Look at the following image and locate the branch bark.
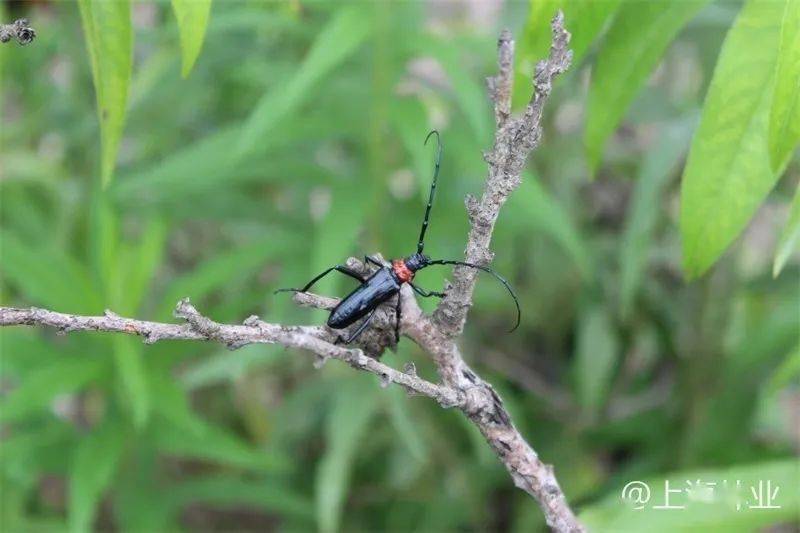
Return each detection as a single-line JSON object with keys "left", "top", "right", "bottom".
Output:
{"left": 0, "top": 18, "right": 36, "bottom": 45}
{"left": 0, "top": 13, "right": 582, "bottom": 532}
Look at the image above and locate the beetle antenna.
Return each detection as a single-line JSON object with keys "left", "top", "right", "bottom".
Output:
{"left": 417, "top": 130, "right": 442, "bottom": 254}
{"left": 426, "top": 259, "right": 521, "bottom": 332}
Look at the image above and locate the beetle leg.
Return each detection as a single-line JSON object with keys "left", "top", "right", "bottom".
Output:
{"left": 410, "top": 283, "right": 446, "bottom": 298}
{"left": 364, "top": 255, "right": 384, "bottom": 268}
{"left": 275, "top": 264, "right": 364, "bottom": 294}
{"left": 339, "top": 308, "right": 378, "bottom": 344}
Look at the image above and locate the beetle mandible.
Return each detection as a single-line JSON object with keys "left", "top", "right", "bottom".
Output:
{"left": 276, "top": 130, "right": 520, "bottom": 344}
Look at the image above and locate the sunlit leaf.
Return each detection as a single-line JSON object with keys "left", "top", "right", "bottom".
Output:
{"left": 768, "top": 0, "right": 800, "bottom": 172}
{"left": 238, "top": 6, "right": 371, "bottom": 157}
{"left": 171, "top": 0, "right": 213, "bottom": 77}
{"left": 316, "top": 378, "right": 379, "bottom": 533}
{"left": 620, "top": 119, "right": 693, "bottom": 319}
{"left": 581, "top": 459, "right": 800, "bottom": 531}
{"left": 586, "top": 0, "right": 708, "bottom": 172}
{"left": 68, "top": 418, "right": 127, "bottom": 533}
{"left": 680, "top": 0, "right": 785, "bottom": 279}
{"left": 574, "top": 305, "right": 618, "bottom": 413}
{"left": 78, "top": 0, "right": 132, "bottom": 187}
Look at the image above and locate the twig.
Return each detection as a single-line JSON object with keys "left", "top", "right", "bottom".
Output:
{"left": 433, "top": 11, "right": 572, "bottom": 340}
{"left": 0, "top": 18, "right": 36, "bottom": 45}
{"left": 0, "top": 13, "right": 583, "bottom": 532}
{"left": 0, "top": 302, "right": 461, "bottom": 408}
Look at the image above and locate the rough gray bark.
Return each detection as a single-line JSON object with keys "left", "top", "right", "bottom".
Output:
{"left": 0, "top": 13, "right": 583, "bottom": 532}
{"left": 0, "top": 18, "right": 36, "bottom": 45}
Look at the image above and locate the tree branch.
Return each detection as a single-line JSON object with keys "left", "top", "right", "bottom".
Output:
{"left": 433, "top": 11, "right": 572, "bottom": 339}
{"left": 0, "top": 13, "right": 583, "bottom": 532}
{"left": 0, "top": 302, "right": 461, "bottom": 408}
{"left": 0, "top": 18, "right": 36, "bottom": 45}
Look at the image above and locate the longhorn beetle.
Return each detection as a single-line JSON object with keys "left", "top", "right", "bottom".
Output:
{"left": 277, "top": 130, "right": 520, "bottom": 344}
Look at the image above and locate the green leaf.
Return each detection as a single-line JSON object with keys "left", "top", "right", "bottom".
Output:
{"left": 0, "top": 230, "right": 102, "bottom": 313}
{"left": 316, "top": 379, "right": 379, "bottom": 533}
{"left": 581, "top": 459, "right": 800, "bottom": 532}
{"left": 768, "top": 0, "right": 800, "bottom": 172}
{"left": 0, "top": 358, "right": 108, "bottom": 423}
{"left": 114, "top": 447, "right": 175, "bottom": 532}
{"left": 680, "top": 0, "right": 785, "bottom": 279}
{"left": 620, "top": 120, "right": 693, "bottom": 319}
{"left": 386, "top": 385, "right": 428, "bottom": 463}
{"left": 78, "top": 0, "right": 133, "bottom": 187}
{"left": 167, "top": 475, "right": 314, "bottom": 520}
{"left": 574, "top": 305, "right": 619, "bottom": 413}
{"left": 238, "top": 6, "right": 371, "bottom": 157}
{"left": 69, "top": 419, "right": 127, "bottom": 533}
{"left": 422, "top": 37, "right": 491, "bottom": 143}
{"left": 518, "top": 0, "right": 620, "bottom": 109}
{"left": 585, "top": 0, "right": 709, "bottom": 172}
{"left": 150, "top": 414, "right": 288, "bottom": 472}
{"left": 520, "top": 0, "right": 621, "bottom": 72}
{"left": 149, "top": 372, "right": 289, "bottom": 472}
{"left": 112, "top": 336, "right": 150, "bottom": 430}
{"left": 773, "top": 184, "right": 800, "bottom": 276}
{"left": 157, "top": 232, "right": 291, "bottom": 318}
{"left": 507, "top": 174, "right": 592, "bottom": 280}
{"left": 171, "top": 0, "right": 213, "bottom": 77}
{"left": 181, "top": 344, "right": 286, "bottom": 389}
{"left": 117, "top": 217, "right": 167, "bottom": 315}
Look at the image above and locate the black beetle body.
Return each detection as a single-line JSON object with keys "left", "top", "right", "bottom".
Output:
{"left": 327, "top": 267, "right": 400, "bottom": 329}
{"left": 277, "top": 131, "right": 520, "bottom": 345}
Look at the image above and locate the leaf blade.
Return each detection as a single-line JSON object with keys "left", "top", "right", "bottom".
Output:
{"left": 768, "top": 0, "right": 800, "bottom": 172}
{"left": 680, "top": 0, "right": 785, "bottom": 279}
{"left": 69, "top": 419, "right": 127, "bottom": 533}
{"left": 171, "top": 0, "right": 213, "bottom": 77}
{"left": 316, "top": 379, "right": 379, "bottom": 533}
{"left": 586, "top": 0, "right": 709, "bottom": 172}
{"left": 574, "top": 305, "right": 619, "bottom": 413}
{"left": 620, "top": 120, "right": 693, "bottom": 319}
{"left": 238, "top": 7, "right": 371, "bottom": 157}
{"left": 78, "top": 0, "right": 133, "bottom": 187}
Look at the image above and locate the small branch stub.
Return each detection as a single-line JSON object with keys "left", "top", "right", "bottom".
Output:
{"left": 0, "top": 18, "right": 36, "bottom": 45}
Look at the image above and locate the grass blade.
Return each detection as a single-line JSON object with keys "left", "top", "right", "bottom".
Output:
{"left": 238, "top": 6, "right": 371, "bottom": 158}
{"left": 585, "top": 0, "right": 709, "bottom": 173}
{"left": 69, "top": 418, "right": 127, "bottom": 533}
{"left": 316, "top": 378, "right": 379, "bottom": 533}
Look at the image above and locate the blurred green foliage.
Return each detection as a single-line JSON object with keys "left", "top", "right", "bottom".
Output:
{"left": 1, "top": 1, "right": 798, "bottom": 532}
